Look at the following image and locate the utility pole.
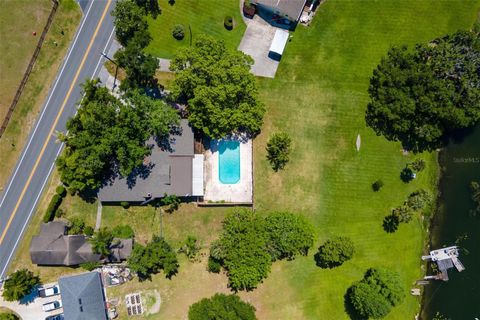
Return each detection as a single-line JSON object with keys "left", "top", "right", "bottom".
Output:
{"left": 101, "top": 51, "right": 118, "bottom": 90}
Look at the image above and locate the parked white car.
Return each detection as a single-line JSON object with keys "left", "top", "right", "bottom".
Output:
{"left": 42, "top": 300, "right": 62, "bottom": 312}
{"left": 38, "top": 285, "right": 60, "bottom": 297}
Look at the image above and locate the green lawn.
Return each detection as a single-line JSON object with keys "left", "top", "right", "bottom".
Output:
{"left": 145, "top": 0, "right": 246, "bottom": 59}
{"left": 250, "top": 1, "right": 480, "bottom": 319}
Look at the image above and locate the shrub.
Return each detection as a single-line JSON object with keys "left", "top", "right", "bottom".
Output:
{"left": 80, "top": 261, "right": 101, "bottom": 271}
{"left": 2, "top": 269, "right": 40, "bottom": 302}
{"left": 0, "top": 313, "right": 19, "bottom": 320}
{"left": 410, "top": 158, "right": 426, "bottom": 172}
{"left": 347, "top": 268, "right": 405, "bottom": 319}
{"left": 112, "top": 225, "right": 135, "bottom": 239}
{"left": 43, "top": 194, "right": 63, "bottom": 223}
{"left": 406, "top": 189, "right": 431, "bottom": 211}
{"left": 315, "top": 236, "right": 355, "bottom": 268}
{"left": 120, "top": 201, "right": 130, "bottom": 209}
{"left": 55, "top": 208, "right": 65, "bottom": 218}
{"left": 56, "top": 185, "right": 66, "bottom": 197}
{"left": 207, "top": 256, "right": 222, "bottom": 273}
{"left": 67, "top": 217, "right": 85, "bottom": 235}
{"left": 172, "top": 24, "right": 185, "bottom": 40}
{"left": 179, "top": 235, "right": 200, "bottom": 260}
{"left": 383, "top": 214, "right": 400, "bottom": 233}
{"left": 224, "top": 16, "right": 234, "bottom": 30}
{"left": 392, "top": 205, "right": 413, "bottom": 223}
{"left": 266, "top": 132, "right": 292, "bottom": 171}
{"left": 84, "top": 226, "right": 94, "bottom": 237}
{"left": 372, "top": 179, "right": 384, "bottom": 191}
{"left": 162, "top": 194, "right": 181, "bottom": 213}
{"left": 189, "top": 294, "right": 257, "bottom": 320}
{"left": 400, "top": 167, "right": 414, "bottom": 183}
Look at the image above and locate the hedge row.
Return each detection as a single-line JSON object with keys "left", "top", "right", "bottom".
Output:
{"left": 43, "top": 185, "right": 67, "bottom": 223}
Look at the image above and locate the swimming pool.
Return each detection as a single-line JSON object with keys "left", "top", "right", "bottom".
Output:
{"left": 218, "top": 140, "right": 240, "bottom": 184}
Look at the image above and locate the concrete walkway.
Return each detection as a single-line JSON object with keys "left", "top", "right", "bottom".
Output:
{"left": 95, "top": 201, "right": 102, "bottom": 231}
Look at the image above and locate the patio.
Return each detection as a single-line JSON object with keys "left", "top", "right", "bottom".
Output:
{"left": 203, "top": 138, "right": 252, "bottom": 203}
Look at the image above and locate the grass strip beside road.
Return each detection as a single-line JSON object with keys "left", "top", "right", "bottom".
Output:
{"left": 0, "top": 0, "right": 81, "bottom": 191}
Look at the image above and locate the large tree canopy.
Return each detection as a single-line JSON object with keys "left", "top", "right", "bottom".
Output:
{"left": 127, "top": 236, "right": 179, "bottom": 280}
{"left": 210, "top": 210, "right": 315, "bottom": 291}
{"left": 348, "top": 268, "right": 405, "bottom": 319}
{"left": 56, "top": 80, "right": 179, "bottom": 193}
{"left": 188, "top": 294, "right": 257, "bottom": 320}
{"left": 112, "top": 0, "right": 149, "bottom": 47}
{"left": 366, "top": 29, "right": 480, "bottom": 152}
{"left": 170, "top": 35, "right": 265, "bottom": 139}
{"left": 2, "top": 269, "right": 40, "bottom": 302}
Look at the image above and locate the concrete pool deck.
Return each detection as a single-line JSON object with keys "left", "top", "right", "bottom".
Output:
{"left": 204, "top": 138, "right": 253, "bottom": 203}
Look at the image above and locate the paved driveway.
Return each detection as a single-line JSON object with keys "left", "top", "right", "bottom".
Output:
{"left": 0, "top": 284, "right": 63, "bottom": 320}
{"left": 238, "top": 16, "right": 280, "bottom": 78}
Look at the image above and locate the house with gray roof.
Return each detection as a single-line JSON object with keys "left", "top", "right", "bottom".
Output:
{"left": 98, "top": 119, "right": 204, "bottom": 203}
{"left": 251, "top": 0, "right": 307, "bottom": 28}
{"left": 59, "top": 272, "right": 108, "bottom": 320}
{"left": 30, "top": 221, "right": 132, "bottom": 266}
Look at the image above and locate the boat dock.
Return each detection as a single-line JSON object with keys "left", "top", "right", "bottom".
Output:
{"left": 422, "top": 246, "right": 465, "bottom": 281}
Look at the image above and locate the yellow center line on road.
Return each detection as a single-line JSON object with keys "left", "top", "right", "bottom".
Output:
{"left": 0, "top": 0, "right": 112, "bottom": 245}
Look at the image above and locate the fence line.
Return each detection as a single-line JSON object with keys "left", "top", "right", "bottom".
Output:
{"left": 0, "top": 0, "right": 59, "bottom": 138}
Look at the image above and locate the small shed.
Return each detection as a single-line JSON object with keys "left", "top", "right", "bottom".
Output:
{"left": 268, "top": 29, "right": 289, "bottom": 61}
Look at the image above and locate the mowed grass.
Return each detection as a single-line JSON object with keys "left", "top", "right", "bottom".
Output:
{"left": 145, "top": 0, "right": 246, "bottom": 59}
{"left": 0, "top": 0, "right": 81, "bottom": 189}
{"left": 0, "top": 0, "right": 50, "bottom": 120}
{"left": 250, "top": 1, "right": 480, "bottom": 319}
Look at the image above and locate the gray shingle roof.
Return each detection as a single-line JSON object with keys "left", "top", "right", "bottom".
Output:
{"left": 98, "top": 119, "right": 195, "bottom": 202}
{"left": 30, "top": 221, "right": 102, "bottom": 266}
{"left": 253, "top": 0, "right": 307, "bottom": 21}
{"left": 59, "top": 272, "right": 107, "bottom": 320}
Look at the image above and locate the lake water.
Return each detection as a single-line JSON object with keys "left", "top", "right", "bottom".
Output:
{"left": 422, "top": 127, "right": 480, "bottom": 319}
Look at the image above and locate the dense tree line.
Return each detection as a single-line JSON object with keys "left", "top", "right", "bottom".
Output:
{"left": 209, "top": 210, "right": 314, "bottom": 291}
{"left": 170, "top": 36, "right": 265, "bottom": 139}
{"left": 366, "top": 28, "right": 480, "bottom": 152}
{"left": 56, "top": 80, "right": 179, "bottom": 193}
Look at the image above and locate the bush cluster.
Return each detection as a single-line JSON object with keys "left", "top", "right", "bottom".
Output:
{"left": 224, "top": 16, "right": 234, "bottom": 30}
{"left": 208, "top": 210, "right": 315, "bottom": 291}
{"left": 347, "top": 268, "right": 405, "bottom": 319}
{"left": 383, "top": 189, "right": 431, "bottom": 233}
{"left": 43, "top": 194, "right": 62, "bottom": 223}
{"left": 315, "top": 236, "right": 355, "bottom": 268}
{"left": 172, "top": 24, "right": 185, "bottom": 40}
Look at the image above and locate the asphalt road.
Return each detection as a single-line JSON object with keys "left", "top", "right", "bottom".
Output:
{"left": 0, "top": 0, "right": 115, "bottom": 279}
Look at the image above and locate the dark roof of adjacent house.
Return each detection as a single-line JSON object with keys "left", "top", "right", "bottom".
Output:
{"left": 59, "top": 272, "right": 108, "bottom": 320}
{"left": 30, "top": 221, "right": 133, "bottom": 266}
{"left": 30, "top": 221, "right": 101, "bottom": 266}
{"left": 110, "top": 239, "right": 133, "bottom": 262}
{"left": 98, "top": 119, "right": 196, "bottom": 202}
{"left": 253, "top": 0, "right": 307, "bottom": 21}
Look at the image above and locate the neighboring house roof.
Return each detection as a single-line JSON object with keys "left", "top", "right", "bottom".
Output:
{"left": 253, "top": 0, "right": 307, "bottom": 21}
{"left": 110, "top": 238, "right": 133, "bottom": 262}
{"left": 59, "top": 272, "right": 108, "bottom": 320}
{"left": 30, "top": 221, "right": 132, "bottom": 266}
{"left": 30, "top": 221, "right": 101, "bottom": 266}
{"left": 98, "top": 119, "right": 203, "bottom": 202}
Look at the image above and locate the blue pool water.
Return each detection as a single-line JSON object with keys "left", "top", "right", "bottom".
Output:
{"left": 218, "top": 140, "right": 240, "bottom": 184}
